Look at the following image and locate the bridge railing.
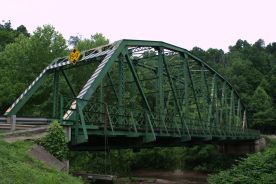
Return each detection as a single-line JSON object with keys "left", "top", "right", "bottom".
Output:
{"left": 61, "top": 96, "right": 201, "bottom": 136}
{"left": 59, "top": 96, "right": 260, "bottom": 139}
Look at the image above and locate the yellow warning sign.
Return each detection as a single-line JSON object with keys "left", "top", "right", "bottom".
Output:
{"left": 69, "top": 48, "right": 81, "bottom": 64}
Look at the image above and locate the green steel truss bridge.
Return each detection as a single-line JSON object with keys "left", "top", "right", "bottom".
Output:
{"left": 5, "top": 40, "right": 260, "bottom": 150}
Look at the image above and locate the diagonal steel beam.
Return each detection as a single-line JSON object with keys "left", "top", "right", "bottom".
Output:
{"left": 124, "top": 52, "right": 153, "bottom": 114}
{"left": 61, "top": 70, "right": 77, "bottom": 97}
{"left": 161, "top": 48, "right": 181, "bottom": 135}
{"left": 107, "top": 72, "right": 119, "bottom": 101}
{"left": 183, "top": 54, "right": 202, "bottom": 122}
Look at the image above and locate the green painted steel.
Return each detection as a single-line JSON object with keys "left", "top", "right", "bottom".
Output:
{"left": 4, "top": 39, "right": 260, "bottom": 149}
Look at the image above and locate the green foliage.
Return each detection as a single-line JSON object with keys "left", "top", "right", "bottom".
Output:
{"left": 69, "top": 33, "right": 109, "bottom": 51}
{"left": 267, "top": 65, "right": 276, "bottom": 100}
{"left": 208, "top": 142, "right": 276, "bottom": 184}
{"left": 0, "top": 24, "right": 67, "bottom": 115}
{"left": 250, "top": 86, "right": 275, "bottom": 132}
{"left": 0, "top": 20, "right": 29, "bottom": 51}
{"left": 0, "top": 138, "right": 83, "bottom": 184}
{"left": 40, "top": 120, "right": 68, "bottom": 160}
{"left": 251, "top": 86, "right": 272, "bottom": 112}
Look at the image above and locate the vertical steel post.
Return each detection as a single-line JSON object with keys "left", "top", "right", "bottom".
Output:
{"left": 242, "top": 110, "right": 247, "bottom": 129}
{"left": 237, "top": 99, "right": 241, "bottom": 127}
{"left": 208, "top": 74, "right": 216, "bottom": 130}
{"left": 214, "top": 77, "right": 219, "bottom": 133}
{"left": 200, "top": 64, "right": 211, "bottom": 136}
{"left": 200, "top": 64, "right": 209, "bottom": 120}
{"left": 157, "top": 48, "right": 167, "bottom": 133}
{"left": 183, "top": 55, "right": 190, "bottom": 133}
{"left": 220, "top": 82, "right": 226, "bottom": 132}
{"left": 224, "top": 87, "right": 229, "bottom": 135}
{"left": 118, "top": 56, "right": 125, "bottom": 125}
{"left": 100, "top": 82, "right": 104, "bottom": 123}
{"left": 229, "top": 90, "right": 234, "bottom": 133}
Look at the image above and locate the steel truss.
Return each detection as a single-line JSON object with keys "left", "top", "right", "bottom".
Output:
{"left": 5, "top": 40, "right": 260, "bottom": 149}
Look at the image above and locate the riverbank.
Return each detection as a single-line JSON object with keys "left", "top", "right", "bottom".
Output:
{"left": 0, "top": 138, "right": 83, "bottom": 184}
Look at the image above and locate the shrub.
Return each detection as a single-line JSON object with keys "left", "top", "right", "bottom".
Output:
{"left": 40, "top": 120, "right": 68, "bottom": 160}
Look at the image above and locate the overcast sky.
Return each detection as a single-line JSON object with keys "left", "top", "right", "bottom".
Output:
{"left": 1, "top": 0, "right": 276, "bottom": 51}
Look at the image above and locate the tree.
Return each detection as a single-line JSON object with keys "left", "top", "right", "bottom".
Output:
{"left": 249, "top": 86, "right": 275, "bottom": 133}
{"left": 190, "top": 47, "right": 207, "bottom": 61}
{"left": 225, "top": 58, "right": 263, "bottom": 98}
{"left": 266, "top": 42, "right": 276, "bottom": 56}
{"left": 0, "top": 20, "right": 30, "bottom": 51}
{"left": 75, "top": 33, "right": 109, "bottom": 51}
{"left": 0, "top": 25, "right": 66, "bottom": 115}
{"left": 254, "top": 39, "right": 265, "bottom": 49}
{"left": 229, "top": 39, "right": 251, "bottom": 52}
{"left": 206, "top": 48, "right": 224, "bottom": 64}
{"left": 251, "top": 86, "right": 272, "bottom": 113}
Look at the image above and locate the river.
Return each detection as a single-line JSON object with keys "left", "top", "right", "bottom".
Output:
{"left": 117, "top": 170, "right": 208, "bottom": 184}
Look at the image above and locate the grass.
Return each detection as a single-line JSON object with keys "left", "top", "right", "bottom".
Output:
{"left": 0, "top": 138, "right": 84, "bottom": 184}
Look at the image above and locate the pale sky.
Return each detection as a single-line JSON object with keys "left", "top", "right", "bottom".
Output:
{"left": 1, "top": 0, "right": 276, "bottom": 51}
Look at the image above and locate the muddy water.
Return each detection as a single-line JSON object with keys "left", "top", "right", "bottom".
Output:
{"left": 117, "top": 170, "right": 208, "bottom": 184}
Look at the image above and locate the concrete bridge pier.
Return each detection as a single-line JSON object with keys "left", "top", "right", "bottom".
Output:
{"left": 218, "top": 138, "right": 267, "bottom": 154}
{"left": 63, "top": 125, "right": 71, "bottom": 142}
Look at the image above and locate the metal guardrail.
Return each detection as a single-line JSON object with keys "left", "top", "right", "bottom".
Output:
{"left": 0, "top": 116, "right": 51, "bottom": 125}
